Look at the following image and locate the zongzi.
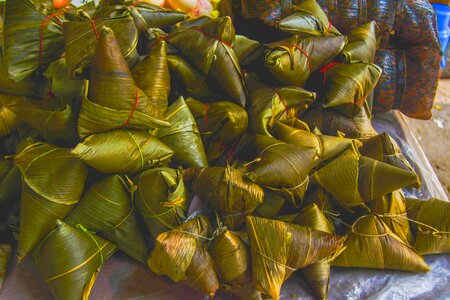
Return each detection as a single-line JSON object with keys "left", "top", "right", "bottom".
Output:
{"left": 340, "top": 21, "right": 377, "bottom": 64}
{"left": 71, "top": 129, "right": 174, "bottom": 174}
{"left": 156, "top": 97, "right": 208, "bottom": 168}
{"left": 210, "top": 230, "right": 262, "bottom": 300}
{"left": 191, "top": 165, "right": 264, "bottom": 229}
{"left": 406, "top": 198, "right": 450, "bottom": 255}
{"left": 35, "top": 220, "right": 117, "bottom": 300}
{"left": 333, "top": 215, "right": 429, "bottom": 272}
{"left": 135, "top": 168, "right": 189, "bottom": 241}
{"left": 65, "top": 175, "right": 149, "bottom": 263}
{"left": 148, "top": 216, "right": 220, "bottom": 297}
{"left": 14, "top": 142, "right": 88, "bottom": 260}
{"left": 246, "top": 216, "right": 345, "bottom": 300}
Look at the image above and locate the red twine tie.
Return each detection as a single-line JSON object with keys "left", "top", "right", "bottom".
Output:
{"left": 39, "top": 10, "right": 66, "bottom": 64}
{"left": 284, "top": 44, "right": 312, "bottom": 73}
{"left": 325, "top": 22, "right": 333, "bottom": 35}
{"left": 355, "top": 95, "right": 368, "bottom": 105}
{"left": 131, "top": 0, "right": 141, "bottom": 7}
{"left": 123, "top": 87, "right": 139, "bottom": 127}
{"left": 90, "top": 19, "right": 100, "bottom": 39}
{"left": 192, "top": 27, "right": 234, "bottom": 48}
{"left": 275, "top": 91, "right": 290, "bottom": 116}
{"left": 320, "top": 61, "right": 339, "bottom": 84}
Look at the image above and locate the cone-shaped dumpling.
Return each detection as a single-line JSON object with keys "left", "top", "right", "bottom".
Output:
{"left": 210, "top": 230, "right": 262, "bottom": 300}
{"left": 263, "top": 35, "right": 347, "bottom": 86}
{"left": 246, "top": 216, "right": 345, "bottom": 300}
{"left": 135, "top": 168, "right": 189, "bottom": 241}
{"left": 332, "top": 215, "right": 429, "bottom": 272}
{"left": 71, "top": 129, "right": 174, "bottom": 174}
{"left": 156, "top": 97, "right": 208, "bottom": 168}
{"left": 301, "top": 106, "right": 377, "bottom": 139}
{"left": 14, "top": 142, "right": 88, "bottom": 260}
{"left": 369, "top": 190, "right": 413, "bottom": 244}
{"left": 359, "top": 133, "right": 419, "bottom": 187}
{"left": 246, "top": 75, "right": 316, "bottom": 136}
{"left": 35, "top": 220, "right": 117, "bottom": 300}
{"left": 131, "top": 40, "right": 170, "bottom": 118}
{"left": 293, "top": 204, "right": 335, "bottom": 300}
{"left": 167, "top": 55, "right": 214, "bottom": 100}
{"left": 148, "top": 216, "right": 220, "bottom": 297}
{"left": 191, "top": 165, "right": 264, "bottom": 229}
{"left": 406, "top": 198, "right": 450, "bottom": 255}
{"left": 0, "top": 94, "right": 76, "bottom": 142}
{"left": 186, "top": 97, "right": 248, "bottom": 162}
{"left": 128, "top": 2, "right": 188, "bottom": 32}
{"left": 234, "top": 35, "right": 263, "bottom": 67}
{"left": 274, "top": 121, "right": 355, "bottom": 164}
{"left": 65, "top": 175, "right": 149, "bottom": 263}
{"left": 313, "top": 148, "right": 420, "bottom": 209}
{"left": 78, "top": 27, "right": 169, "bottom": 137}
{"left": 63, "top": 12, "right": 138, "bottom": 77}
{"left": 254, "top": 188, "right": 286, "bottom": 219}
{"left": 321, "top": 62, "right": 382, "bottom": 118}
{"left": 340, "top": 21, "right": 377, "bottom": 63}
{"left": 277, "top": 0, "right": 341, "bottom": 37}
{"left": 3, "top": 0, "right": 64, "bottom": 81}
{"left": 244, "top": 135, "right": 315, "bottom": 207}
{"left": 166, "top": 17, "right": 246, "bottom": 107}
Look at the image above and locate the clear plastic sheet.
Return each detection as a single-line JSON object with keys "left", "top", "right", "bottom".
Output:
{"left": 1, "top": 111, "right": 449, "bottom": 300}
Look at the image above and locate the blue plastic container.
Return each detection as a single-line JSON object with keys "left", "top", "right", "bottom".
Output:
{"left": 433, "top": 3, "right": 450, "bottom": 67}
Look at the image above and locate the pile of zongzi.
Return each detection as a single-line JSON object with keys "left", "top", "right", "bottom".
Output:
{"left": 0, "top": 0, "right": 447, "bottom": 299}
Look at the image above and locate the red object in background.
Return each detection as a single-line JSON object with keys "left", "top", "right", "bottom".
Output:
{"left": 53, "top": 0, "right": 71, "bottom": 9}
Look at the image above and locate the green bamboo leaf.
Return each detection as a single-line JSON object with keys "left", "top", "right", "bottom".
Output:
{"left": 63, "top": 10, "right": 138, "bottom": 77}
{"left": 14, "top": 142, "right": 88, "bottom": 260}
{"left": 246, "top": 216, "right": 345, "bottom": 300}
{"left": 166, "top": 17, "right": 246, "bottom": 107}
{"left": 244, "top": 135, "right": 316, "bottom": 207}
{"left": 263, "top": 35, "right": 347, "bottom": 86}
{"left": 65, "top": 175, "right": 149, "bottom": 263}
{"left": 322, "top": 63, "right": 382, "bottom": 118}
{"left": 277, "top": 0, "right": 342, "bottom": 37}
{"left": 186, "top": 97, "right": 248, "bottom": 162}
{"left": 210, "top": 230, "right": 262, "bottom": 300}
{"left": 340, "top": 21, "right": 378, "bottom": 63}
{"left": 156, "top": 97, "right": 208, "bottom": 168}
{"left": 191, "top": 165, "right": 264, "bottom": 229}
{"left": 35, "top": 220, "right": 117, "bottom": 300}
{"left": 3, "top": 0, "right": 64, "bottom": 81}
{"left": 72, "top": 129, "right": 174, "bottom": 174}
{"left": 148, "top": 216, "right": 220, "bottom": 297}
{"left": 406, "top": 198, "right": 450, "bottom": 255}
{"left": 246, "top": 74, "right": 316, "bottom": 136}
{"left": 332, "top": 215, "right": 429, "bottom": 272}
{"left": 135, "top": 168, "right": 189, "bottom": 241}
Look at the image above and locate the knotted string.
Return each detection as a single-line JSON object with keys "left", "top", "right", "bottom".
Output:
{"left": 123, "top": 86, "right": 140, "bottom": 127}
{"left": 275, "top": 91, "right": 290, "bottom": 116}
{"left": 320, "top": 61, "right": 339, "bottom": 84}
{"left": 39, "top": 10, "right": 66, "bottom": 64}
{"left": 284, "top": 44, "right": 312, "bottom": 72}
{"left": 379, "top": 213, "right": 450, "bottom": 237}
{"left": 90, "top": 19, "right": 100, "bottom": 39}
{"left": 192, "top": 26, "right": 234, "bottom": 48}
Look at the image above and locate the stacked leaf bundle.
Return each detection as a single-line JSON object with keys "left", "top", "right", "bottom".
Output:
{"left": 0, "top": 1, "right": 448, "bottom": 300}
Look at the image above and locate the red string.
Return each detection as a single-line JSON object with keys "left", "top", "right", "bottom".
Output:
{"left": 90, "top": 19, "right": 100, "bottom": 39}
{"left": 130, "top": 0, "right": 141, "bottom": 7}
{"left": 204, "top": 103, "right": 209, "bottom": 128}
{"left": 123, "top": 87, "right": 139, "bottom": 127}
{"left": 284, "top": 43, "right": 312, "bottom": 73}
{"left": 192, "top": 27, "right": 234, "bottom": 48}
{"left": 39, "top": 10, "right": 66, "bottom": 64}
{"left": 355, "top": 95, "right": 368, "bottom": 105}
{"left": 325, "top": 22, "right": 333, "bottom": 35}
{"left": 275, "top": 91, "right": 290, "bottom": 116}
{"left": 320, "top": 61, "right": 339, "bottom": 84}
